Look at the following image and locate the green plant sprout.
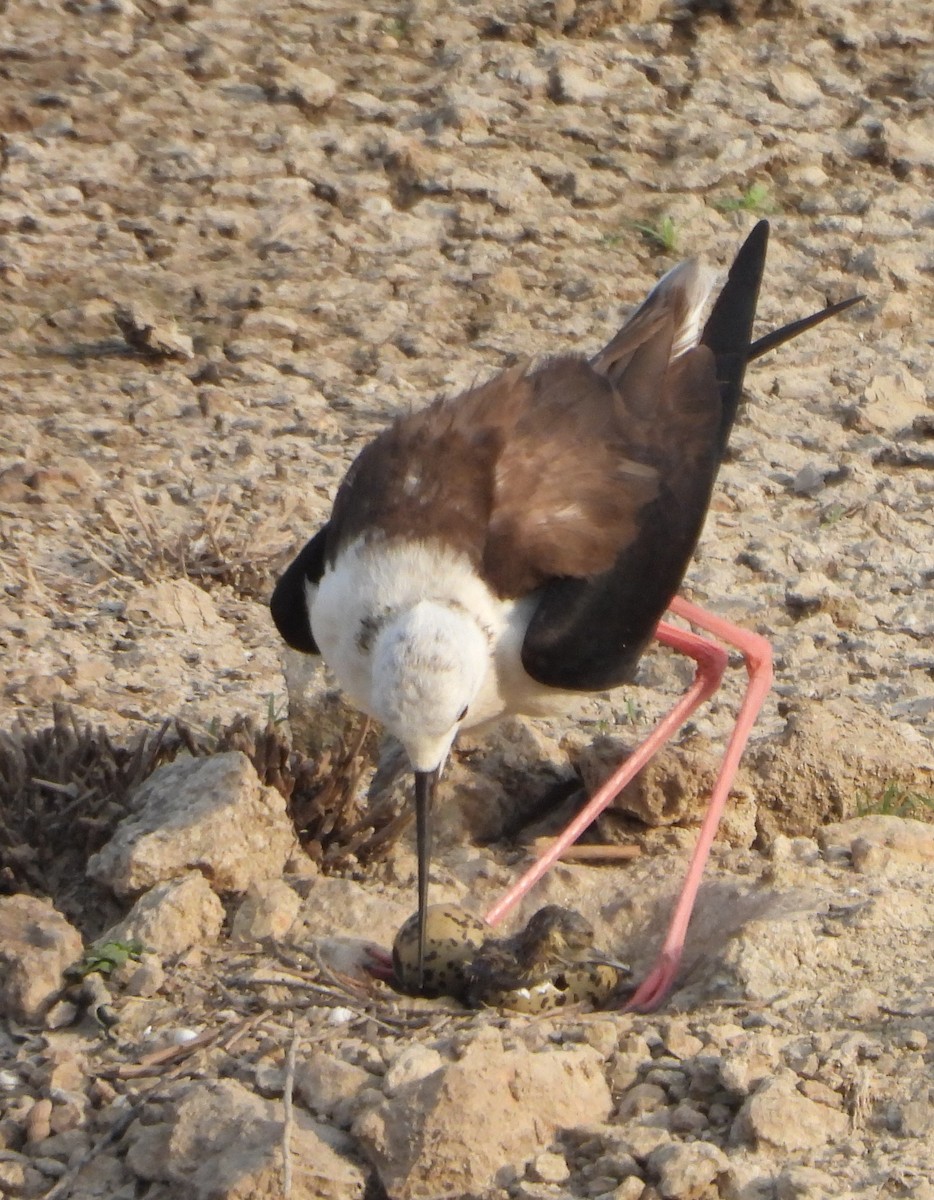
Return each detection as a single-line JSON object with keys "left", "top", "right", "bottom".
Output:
{"left": 856, "top": 782, "right": 934, "bottom": 819}
{"left": 715, "top": 182, "right": 777, "bottom": 215}
{"left": 633, "top": 215, "right": 679, "bottom": 253}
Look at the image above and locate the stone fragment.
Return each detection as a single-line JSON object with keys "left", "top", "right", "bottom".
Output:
{"left": 611, "top": 1179, "right": 646, "bottom": 1200}
{"left": 26, "top": 1098, "right": 53, "bottom": 1143}
{"left": 548, "top": 61, "right": 608, "bottom": 104}
{"left": 733, "top": 1070, "right": 849, "bottom": 1152}
{"left": 768, "top": 66, "right": 822, "bottom": 108}
{"left": 87, "top": 752, "right": 299, "bottom": 897}
{"left": 295, "top": 1053, "right": 372, "bottom": 1127}
{"left": 581, "top": 730, "right": 755, "bottom": 839}
{"left": 298, "top": 876, "right": 410, "bottom": 952}
{"left": 383, "top": 1045, "right": 445, "bottom": 1096}
{"left": 119, "top": 953, "right": 165, "bottom": 997}
{"left": 126, "top": 1079, "right": 365, "bottom": 1199}
{"left": 647, "top": 1141, "right": 728, "bottom": 1199}
{"left": 528, "top": 1151, "right": 570, "bottom": 1184}
{"left": 0, "top": 896, "right": 83, "bottom": 1023}
{"left": 280, "top": 66, "right": 338, "bottom": 111}
{"left": 818, "top": 815, "right": 934, "bottom": 866}
{"left": 230, "top": 879, "right": 301, "bottom": 944}
{"left": 775, "top": 1164, "right": 838, "bottom": 1199}
{"left": 0, "top": 1162, "right": 26, "bottom": 1193}
{"left": 100, "top": 873, "right": 224, "bottom": 957}
{"left": 123, "top": 578, "right": 222, "bottom": 633}
{"left": 862, "top": 369, "right": 926, "bottom": 433}
{"left": 113, "top": 302, "right": 194, "bottom": 360}
{"left": 354, "top": 1030, "right": 612, "bottom": 1199}
{"left": 748, "top": 698, "right": 933, "bottom": 843}
{"left": 617, "top": 1083, "right": 668, "bottom": 1118}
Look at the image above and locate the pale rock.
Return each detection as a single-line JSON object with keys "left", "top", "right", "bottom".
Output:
{"left": 669, "top": 1102, "right": 708, "bottom": 1134}
{"left": 354, "top": 1030, "right": 612, "bottom": 1199}
{"left": 123, "top": 577, "right": 222, "bottom": 633}
{"left": 718, "top": 1037, "right": 781, "bottom": 1096}
{"left": 608, "top": 1123, "right": 672, "bottom": 1161}
{"left": 748, "top": 698, "right": 934, "bottom": 843}
{"left": 527, "top": 1150, "right": 570, "bottom": 1184}
{"left": 279, "top": 66, "right": 338, "bottom": 111}
{"left": 383, "top": 1045, "right": 446, "bottom": 1096}
{"left": 120, "top": 953, "right": 165, "bottom": 997}
{"left": 113, "top": 302, "right": 194, "bottom": 360}
{"left": 298, "top": 876, "right": 410, "bottom": 950}
{"left": 894, "top": 1092, "right": 934, "bottom": 1138}
{"left": 818, "top": 815, "right": 934, "bottom": 866}
{"left": 775, "top": 1164, "right": 837, "bottom": 1199}
{"left": 610, "top": 1179, "right": 646, "bottom": 1200}
{"left": 295, "top": 1053, "right": 372, "bottom": 1127}
{"left": 239, "top": 311, "right": 300, "bottom": 339}
{"left": 127, "top": 1078, "right": 365, "bottom": 1199}
{"left": 0, "top": 896, "right": 83, "bottom": 1023}
{"left": 769, "top": 67, "right": 823, "bottom": 108}
{"left": 885, "top": 113, "right": 934, "bottom": 169}
{"left": 230, "top": 879, "right": 301, "bottom": 944}
{"left": 733, "top": 1070, "right": 849, "bottom": 1151}
{"left": 26, "top": 1098, "right": 53, "bottom": 1143}
{"left": 717, "top": 913, "right": 826, "bottom": 1002}
{"left": 617, "top": 1082, "right": 668, "bottom": 1118}
{"left": 49, "top": 1092, "right": 89, "bottom": 1134}
{"left": 48, "top": 1057, "right": 87, "bottom": 1095}
{"left": 647, "top": 1141, "right": 729, "bottom": 1199}
{"left": 581, "top": 730, "right": 754, "bottom": 836}
{"left": 100, "top": 873, "right": 224, "bottom": 957}
{"left": 862, "top": 369, "right": 927, "bottom": 433}
{"left": 87, "top": 752, "right": 299, "bottom": 897}
{"left": 548, "top": 61, "right": 608, "bottom": 105}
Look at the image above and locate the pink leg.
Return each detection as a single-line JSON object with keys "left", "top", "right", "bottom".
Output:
{"left": 485, "top": 595, "right": 773, "bottom": 1013}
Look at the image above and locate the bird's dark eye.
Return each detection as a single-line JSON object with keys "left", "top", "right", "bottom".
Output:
{"left": 457, "top": 705, "right": 469, "bottom": 722}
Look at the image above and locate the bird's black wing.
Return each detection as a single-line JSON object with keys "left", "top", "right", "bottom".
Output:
{"left": 269, "top": 524, "right": 330, "bottom": 654}
{"left": 520, "top": 222, "right": 772, "bottom": 691}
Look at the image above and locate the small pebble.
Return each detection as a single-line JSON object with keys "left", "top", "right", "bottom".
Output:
{"left": 26, "top": 1098, "right": 52, "bottom": 1144}
{"left": 169, "top": 1028, "right": 202, "bottom": 1045}
{"left": 528, "top": 1150, "right": 570, "bottom": 1185}
{"left": 327, "top": 1007, "right": 355, "bottom": 1026}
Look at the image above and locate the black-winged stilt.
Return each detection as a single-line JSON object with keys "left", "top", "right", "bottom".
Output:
{"left": 271, "top": 220, "right": 860, "bottom": 1010}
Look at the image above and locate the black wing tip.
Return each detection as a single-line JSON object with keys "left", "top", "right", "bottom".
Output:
{"left": 269, "top": 526, "right": 329, "bottom": 655}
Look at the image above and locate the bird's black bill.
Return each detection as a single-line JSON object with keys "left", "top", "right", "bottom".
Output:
{"left": 414, "top": 767, "right": 440, "bottom": 991}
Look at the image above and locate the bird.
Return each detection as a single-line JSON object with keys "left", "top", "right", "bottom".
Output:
{"left": 270, "top": 220, "right": 861, "bottom": 1010}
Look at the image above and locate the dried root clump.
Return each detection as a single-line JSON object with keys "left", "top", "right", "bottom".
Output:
{"left": 0, "top": 705, "right": 407, "bottom": 932}
{"left": 175, "top": 713, "right": 409, "bottom": 872}
{"left": 0, "top": 703, "right": 175, "bottom": 929}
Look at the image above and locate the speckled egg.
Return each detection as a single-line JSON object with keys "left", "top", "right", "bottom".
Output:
{"left": 392, "top": 904, "right": 487, "bottom": 999}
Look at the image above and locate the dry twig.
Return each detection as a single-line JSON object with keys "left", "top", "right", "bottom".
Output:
{"left": 282, "top": 1030, "right": 300, "bottom": 1200}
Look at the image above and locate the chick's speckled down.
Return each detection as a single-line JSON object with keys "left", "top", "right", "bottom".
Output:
{"left": 392, "top": 903, "right": 629, "bottom": 1012}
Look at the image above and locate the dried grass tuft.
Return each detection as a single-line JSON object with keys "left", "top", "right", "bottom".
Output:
{"left": 1, "top": 705, "right": 405, "bottom": 934}
{"left": 85, "top": 491, "right": 288, "bottom": 600}
{"left": 176, "top": 713, "right": 408, "bottom": 871}
{"left": 0, "top": 703, "right": 175, "bottom": 932}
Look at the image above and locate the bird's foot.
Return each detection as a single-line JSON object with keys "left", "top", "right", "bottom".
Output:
{"left": 363, "top": 944, "right": 395, "bottom": 983}
{"left": 621, "top": 952, "right": 680, "bottom": 1013}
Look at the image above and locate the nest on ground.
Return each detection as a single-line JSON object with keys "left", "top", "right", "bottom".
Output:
{"left": 0, "top": 704, "right": 407, "bottom": 934}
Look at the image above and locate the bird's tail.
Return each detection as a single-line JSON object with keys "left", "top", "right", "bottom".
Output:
{"left": 703, "top": 219, "right": 863, "bottom": 450}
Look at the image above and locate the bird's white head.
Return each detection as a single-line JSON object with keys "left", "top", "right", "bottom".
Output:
{"left": 370, "top": 600, "right": 489, "bottom": 772}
